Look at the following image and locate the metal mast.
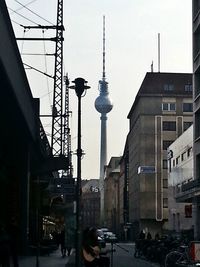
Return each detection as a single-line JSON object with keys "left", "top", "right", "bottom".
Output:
{"left": 102, "top": 15, "right": 106, "bottom": 81}
{"left": 16, "top": 0, "right": 72, "bottom": 174}
{"left": 63, "top": 75, "right": 73, "bottom": 176}
{"left": 51, "top": 0, "right": 64, "bottom": 156}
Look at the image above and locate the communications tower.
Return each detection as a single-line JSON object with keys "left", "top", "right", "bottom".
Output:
{"left": 95, "top": 16, "right": 113, "bottom": 225}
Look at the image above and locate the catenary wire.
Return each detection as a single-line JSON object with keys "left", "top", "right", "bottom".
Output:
{"left": 9, "top": 0, "right": 37, "bottom": 17}
{"left": 15, "top": 0, "right": 54, "bottom": 25}
{"left": 8, "top": 7, "right": 40, "bottom": 25}
{"left": 10, "top": 19, "right": 24, "bottom": 27}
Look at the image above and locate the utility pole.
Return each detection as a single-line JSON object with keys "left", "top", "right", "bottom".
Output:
{"left": 16, "top": 0, "right": 65, "bottom": 157}
{"left": 51, "top": 0, "right": 64, "bottom": 156}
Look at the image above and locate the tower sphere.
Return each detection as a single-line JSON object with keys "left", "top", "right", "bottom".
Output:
{"left": 95, "top": 95, "right": 113, "bottom": 114}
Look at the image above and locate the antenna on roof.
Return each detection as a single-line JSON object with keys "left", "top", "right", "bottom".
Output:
{"left": 102, "top": 15, "right": 106, "bottom": 81}
{"left": 158, "top": 33, "right": 160, "bottom": 72}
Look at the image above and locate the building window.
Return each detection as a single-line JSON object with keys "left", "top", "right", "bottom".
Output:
{"left": 173, "top": 159, "right": 175, "bottom": 167}
{"left": 163, "top": 160, "right": 168, "bottom": 169}
{"left": 183, "top": 121, "right": 193, "bottom": 131}
{"left": 163, "top": 140, "right": 173, "bottom": 150}
{"left": 195, "top": 109, "right": 200, "bottom": 140}
{"left": 163, "top": 121, "right": 176, "bottom": 131}
{"left": 164, "top": 84, "right": 174, "bottom": 91}
{"left": 185, "top": 204, "right": 192, "bottom": 218}
{"left": 162, "top": 103, "right": 176, "bottom": 111}
{"left": 183, "top": 103, "right": 193, "bottom": 112}
{"left": 176, "top": 156, "right": 180, "bottom": 165}
{"left": 181, "top": 152, "right": 187, "bottom": 161}
{"left": 184, "top": 84, "right": 192, "bottom": 92}
{"left": 169, "top": 159, "right": 172, "bottom": 172}
{"left": 163, "top": 179, "right": 168, "bottom": 188}
{"left": 176, "top": 184, "right": 181, "bottom": 194}
{"left": 187, "top": 147, "right": 192, "bottom": 158}
{"left": 163, "top": 198, "right": 168, "bottom": 208}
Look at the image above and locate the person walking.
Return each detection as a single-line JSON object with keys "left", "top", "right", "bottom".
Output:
{"left": 60, "top": 229, "right": 66, "bottom": 257}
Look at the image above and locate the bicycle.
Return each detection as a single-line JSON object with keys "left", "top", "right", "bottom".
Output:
{"left": 165, "top": 244, "right": 200, "bottom": 267}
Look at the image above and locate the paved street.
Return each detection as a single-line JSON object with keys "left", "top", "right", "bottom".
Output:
{"left": 17, "top": 243, "right": 158, "bottom": 267}
{"left": 106, "top": 242, "right": 158, "bottom": 267}
{"left": 18, "top": 248, "right": 70, "bottom": 267}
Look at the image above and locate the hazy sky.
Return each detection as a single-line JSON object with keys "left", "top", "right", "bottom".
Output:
{"left": 6, "top": 0, "right": 192, "bottom": 179}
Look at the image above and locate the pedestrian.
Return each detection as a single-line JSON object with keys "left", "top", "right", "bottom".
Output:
{"left": 139, "top": 230, "right": 145, "bottom": 240}
{"left": 60, "top": 229, "right": 66, "bottom": 257}
{"left": 82, "top": 227, "right": 110, "bottom": 267}
{"left": 155, "top": 233, "right": 160, "bottom": 240}
{"left": 147, "top": 232, "right": 152, "bottom": 240}
{"left": 66, "top": 246, "right": 72, "bottom": 256}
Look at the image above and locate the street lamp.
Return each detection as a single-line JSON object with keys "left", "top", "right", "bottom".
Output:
{"left": 69, "top": 77, "right": 90, "bottom": 267}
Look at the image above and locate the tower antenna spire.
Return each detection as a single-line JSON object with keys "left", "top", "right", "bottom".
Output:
{"left": 95, "top": 15, "right": 113, "bottom": 225}
{"left": 102, "top": 15, "right": 106, "bottom": 81}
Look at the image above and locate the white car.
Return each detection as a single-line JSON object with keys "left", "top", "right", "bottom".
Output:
{"left": 104, "top": 231, "right": 117, "bottom": 242}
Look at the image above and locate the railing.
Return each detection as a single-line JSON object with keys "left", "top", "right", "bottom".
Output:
{"left": 182, "top": 179, "right": 200, "bottom": 192}
{"left": 175, "top": 179, "right": 200, "bottom": 201}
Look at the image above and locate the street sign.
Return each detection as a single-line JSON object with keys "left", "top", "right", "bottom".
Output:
{"left": 138, "top": 166, "right": 155, "bottom": 174}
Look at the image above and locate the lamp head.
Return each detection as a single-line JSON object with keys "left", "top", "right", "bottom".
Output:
{"left": 70, "top": 77, "right": 90, "bottom": 98}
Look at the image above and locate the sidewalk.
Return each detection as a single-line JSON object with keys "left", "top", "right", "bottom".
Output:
{"left": 18, "top": 248, "right": 75, "bottom": 267}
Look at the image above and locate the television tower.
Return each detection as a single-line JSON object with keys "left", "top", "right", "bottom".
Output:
{"left": 95, "top": 15, "right": 113, "bottom": 225}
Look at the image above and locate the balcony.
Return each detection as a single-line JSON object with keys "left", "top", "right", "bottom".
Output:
{"left": 175, "top": 179, "right": 200, "bottom": 202}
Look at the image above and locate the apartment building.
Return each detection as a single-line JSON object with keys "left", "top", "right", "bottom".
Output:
{"left": 127, "top": 72, "right": 192, "bottom": 238}
{"left": 168, "top": 125, "right": 194, "bottom": 237}
{"left": 192, "top": 0, "right": 200, "bottom": 239}
{"left": 104, "top": 157, "right": 121, "bottom": 234}
{"left": 82, "top": 179, "right": 100, "bottom": 229}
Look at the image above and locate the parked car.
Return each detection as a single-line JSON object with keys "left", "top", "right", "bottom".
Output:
{"left": 97, "top": 229, "right": 106, "bottom": 239}
{"left": 104, "top": 231, "right": 118, "bottom": 243}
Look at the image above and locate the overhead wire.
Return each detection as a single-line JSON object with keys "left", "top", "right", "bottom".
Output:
{"left": 9, "top": 0, "right": 37, "bottom": 17}
{"left": 13, "top": 0, "right": 38, "bottom": 13}
{"left": 9, "top": 0, "right": 38, "bottom": 28}
{"left": 9, "top": 0, "right": 55, "bottom": 139}
{"left": 8, "top": 7, "right": 40, "bottom": 25}
{"left": 10, "top": 19, "right": 23, "bottom": 27}
{"left": 14, "top": 0, "right": 54, "bottom": 25}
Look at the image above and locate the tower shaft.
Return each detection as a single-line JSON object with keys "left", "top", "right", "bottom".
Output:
{"left": 100, "top": 114, "right": 107, "bottom": 179}
{"left": 99, "top": 113, "right": 107, "bottom": 224}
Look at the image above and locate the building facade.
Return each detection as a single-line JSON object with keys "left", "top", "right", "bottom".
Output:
{"left": 168, "top": 125, "right": 194, "bottom": 237}
{"left": 0, "top": 1, "right": 70, "bottom": 254}
{"left": 127, "top": 72, "right": 193, "bottom": 239}
{"left": 192, "top": 0, "right": 200, "bottom": 240}
{"left": 82, "top": 179, "right": 100, "bottom": 229}
{"left": 104, "top": 157, "right": 121, "bottom": 235}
